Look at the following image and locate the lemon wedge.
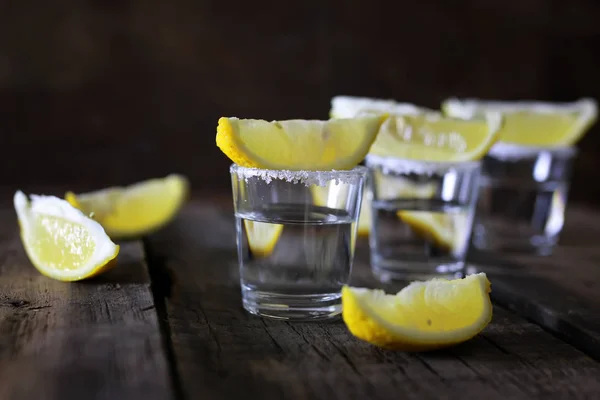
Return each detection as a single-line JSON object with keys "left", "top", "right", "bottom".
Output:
{"left": 397, "top": 211, "right": 469, "bottom": 255}
{"left": 14, "top": 191, "right": 120, "bottom": 281}
{"left": 342, "top": 273, "right": 492, "bottom": 351}
{"left": 442, "top": 98, "right": 597, "bottom": 147}
{"left": 330, "top": 95, "right": 427, "bottom": 118}
{"left": 357, "top": 196, "right": 372, "bottom": 236}
{"left": 65, "top": 174, "right": 189, "bottom": 239}
{"left": 330, "top": 95, "right": 502, "bottom": 161}
{"left": 244, "top": 220, "right": 284, "bottom": 257}
{"left": 216, "top": 116, "right": 383, "bottom": 170}
{"left": 369, "top": 112, "right": 502, "bottom": 162}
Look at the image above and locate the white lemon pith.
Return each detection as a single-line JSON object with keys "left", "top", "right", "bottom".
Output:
{"left": 14, "top": 191, "right": 119, "bottom": 281}
{"left": 65, "top": 174, "right": 188, "bottom": 239}
{"left": 216, "top": 116, "right": 383, "bottom": 170}
{"left": 342, "top": 273, "right": 492, "bottom": 351}
{"left": 330, "top": 96, "right": 427, "bottom": 118}
{"left": 442, "top": 98, "right": 598, "bottom": 147}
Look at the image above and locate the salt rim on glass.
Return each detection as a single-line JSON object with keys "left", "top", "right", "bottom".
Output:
{"left": 364, "top": 154, "right": 480, "bottom": 176}
{"left": 229, "top": 164, "right": 368, "bottom": 187}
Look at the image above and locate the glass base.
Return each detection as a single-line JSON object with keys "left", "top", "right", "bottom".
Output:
{"left": 241, "top": 287, "right": 342, "bottom": 321}
{"left": 472, "top": 232, "right": 556, "bottom": 256}
{"left": 371, "top": 257, "right": 466, "bottom": 282}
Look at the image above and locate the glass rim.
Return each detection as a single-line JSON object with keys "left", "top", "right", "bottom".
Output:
{"left": 365, "top": 154, "right": 481, "bottom": 174}
{"left": 230, "top": 164, "right": 368, "bottom": 185}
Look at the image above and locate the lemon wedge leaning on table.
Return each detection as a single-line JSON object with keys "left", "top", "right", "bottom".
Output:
{"left": 14, "top": 191, "right": 120, "bottom": 281}
{"left": 244, "top": 220, "right": 284, "bottom": 258}
{"left": 216, "top": 116, "right": 384, "bottom": 170}
{"left": 442, "top": 97, "right": 598, "bottom": 147}
{"left": 342, "top": 273, "right": 493, "bottom": 351}
{"left": 65, "top": 174, "right": 189, "bottom": 240}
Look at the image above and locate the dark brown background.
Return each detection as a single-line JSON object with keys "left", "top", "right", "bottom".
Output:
{"left": 1, "top": 0, "right": 599, "bottom": 204}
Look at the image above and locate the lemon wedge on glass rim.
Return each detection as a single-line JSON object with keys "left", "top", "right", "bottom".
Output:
{"left": 442, "top": 97, "right": 597, "bottom": 147}
{"left": 14, "top": 191, "right": 120, "bottom": 281}
{"left": 216, "top": 116, "right": 384, "bottom": 170}
{"left": 368, "top": 111, "right": 502, "bottom": 162}
{"left": 329, "top": 95, "right": 499, "bottom": 243}
{"left": 66, "top": 174, "right": 189, "bottom": 240}
{"left": 342, "top": 273, "right": 492, "bottom": 351}
{"left": 331, "top": 95, "right": 503, "bottom": 162}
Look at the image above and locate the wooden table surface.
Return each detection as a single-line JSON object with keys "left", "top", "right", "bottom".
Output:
{"left": 1, "top": 195, "right": 600, "bottom": 399}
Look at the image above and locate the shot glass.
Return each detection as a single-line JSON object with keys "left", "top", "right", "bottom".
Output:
{"left": 230, "top": 164, "right": 367, "bottom": 320}
{"left": 365, "top": 155, "right": 481, "bottom": 281}
{"left": 471, "top": 143, "right": 576, "bottom": 255}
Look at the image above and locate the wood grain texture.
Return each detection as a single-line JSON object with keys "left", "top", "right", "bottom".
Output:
{"left": 470, "top": 205, "right": 600, "bottom": 361}
{"left": 145, "top": 200, "right": 600, "bottom": 399}
{"left": 0, "top": 209, "right": 175, "bottom": 400}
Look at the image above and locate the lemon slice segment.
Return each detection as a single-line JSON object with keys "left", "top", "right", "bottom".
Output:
{"left": 442, "top": 98, "right": 597, "bottom": 147}
{"left": 330, "top": 96, "right": 427, "bottom": 118}
{"left": 369, "top": 112, "right": 502, "bottom": 162}
{"left": 14, "top": 191, "right": 120, "bottom": 281}
{"left": 397, "top": 211, "right": 469, "bottom": 255}
{"left": 342, "top": 273, "right": 492, "bottom": 351}
{"left": 357, "top": 196, "right": 372, "bottom": 237}
{"left": 65, "top": 174, "right": 189, "bottom": 239}
{"left": 244, "top": 220, "right": 284, "bottom": 257}
{"left": 216, "top": 116, "right": 383, "bottom": 170}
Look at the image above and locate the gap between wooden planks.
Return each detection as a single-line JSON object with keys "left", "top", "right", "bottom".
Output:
{"left": 0, "top": 208, "right": 176, "bottom": 400}
{"left": 142, "top": 200, "right": 600, "bottom": 400}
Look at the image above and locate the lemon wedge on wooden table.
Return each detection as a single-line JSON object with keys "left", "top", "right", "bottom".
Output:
{"left": 14, "top": 191, "right": 120, "bottom": 281}
{"left": 65, "top": 174, "right": 189, "bottom": 240}
{"left": 442, "top": 98, "right": 598, "bottom": 147}
{"left": 216, "top": 116, "right": 384, "bottom": 170}
{"left": 342, "top": 273, "right": 492, "bottom": 351}
{"left": 244, "top": 220, "right": 284, "bottom": 258}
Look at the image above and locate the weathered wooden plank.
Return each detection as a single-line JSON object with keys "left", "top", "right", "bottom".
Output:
{"left": 145, "top": 200, "right": 600, "bottom": 400}
{"left": 469, "top": 204, "right": 600, "bottom": 360}
{"left": 0, "top": 209, "right": 175, "bottom": 400}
